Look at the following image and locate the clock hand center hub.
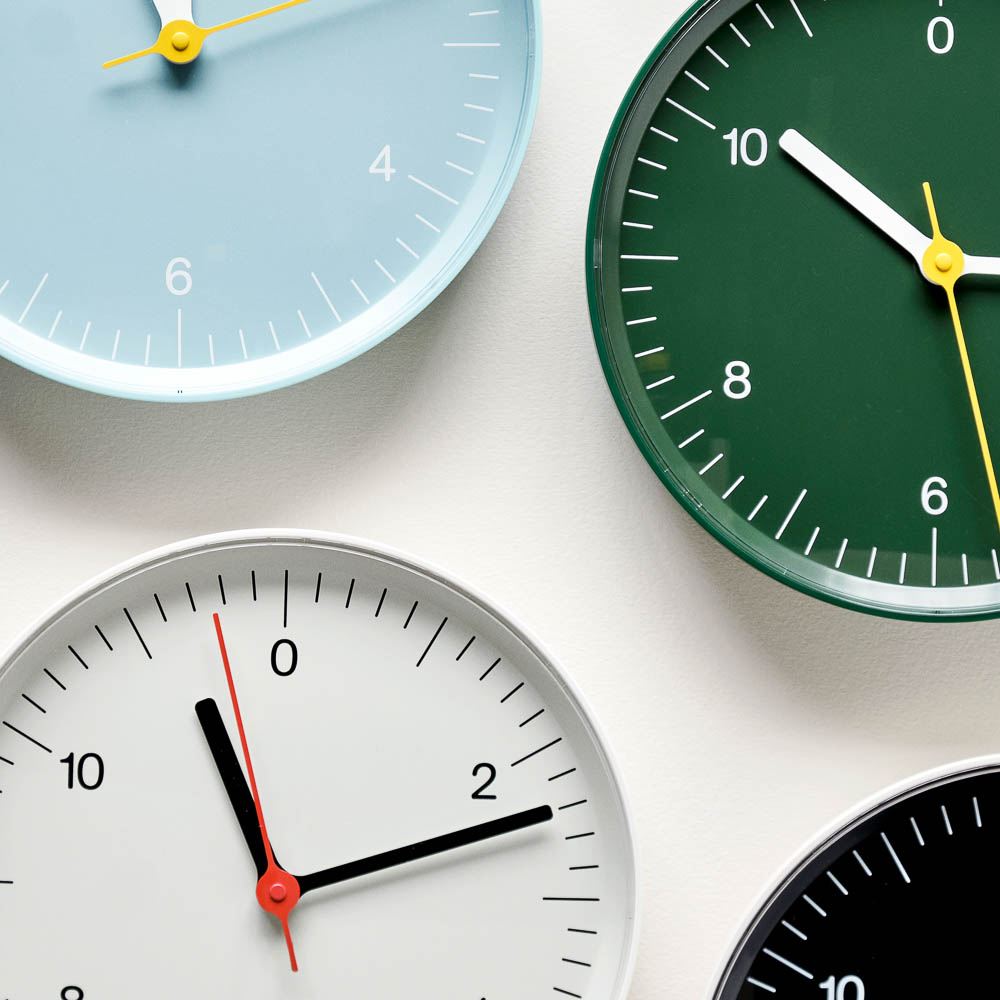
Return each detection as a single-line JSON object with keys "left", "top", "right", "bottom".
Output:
{"left": 920, "top": 185, "right": 966, "bottom": 290}
{"left": 255, "top": 867, "right": 302, "bottom": 919}
{"left": 157, "top": 20, "right": 206, "bottom": 64}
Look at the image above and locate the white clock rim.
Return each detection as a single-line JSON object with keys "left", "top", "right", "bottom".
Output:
{"left": 0, "top": 526, "right": 641, "bottom": 999}
{"left": 0, "top": 5, "right": 542, "bottom": 402}
{"left": 707, "top": 753, "right": 1000, "bottom": 999}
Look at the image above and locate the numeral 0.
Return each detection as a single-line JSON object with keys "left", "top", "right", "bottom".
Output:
{"left": 921, "top": 476, "right": 949, "bottom": 515}
{"left": 819, "top": 975, "right": 864, "bottom": 1000}
{"left": 62, "top": 989, "right": 85, "bottom": 1000}
{"left": 166, "top": 257, "right": 193, "bottom": 296}
{"left": 927, "top": 16, "right": 954, "bottom": 54}
{"left": 271, "top": 639, "right": 298, "bottom": 677}
{"left": 60, "top": 752, "right": 104, "bottom": 791}
{"left": 723, "top": 127, "right": 768, "bottom": 166}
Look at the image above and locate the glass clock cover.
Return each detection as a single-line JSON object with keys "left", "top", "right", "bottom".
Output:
{"left": 0, "top": 1, "right": 540, "bottom": 400}
{"left": 0, "top": 530, "right": 638, "bottom": 998}
{"left": 588, "top": 0, "right": 1000, "bottom": 619}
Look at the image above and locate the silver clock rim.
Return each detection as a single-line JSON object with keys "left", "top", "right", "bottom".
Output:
{"left": 708, "top": 754, "right": 1000, "bottom": 998}
{"left": 0, "top": 526, "right": 641, "bottom": 999}
{"left": 0, "top": 3, "right": 542, "bottom": 402}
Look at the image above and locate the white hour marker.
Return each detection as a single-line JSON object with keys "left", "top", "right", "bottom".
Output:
{"left": 835, "top": 538, "right": 848, "bottom": 569}
{"left": 748, "top": 495, "right": 768, "bottom": 521}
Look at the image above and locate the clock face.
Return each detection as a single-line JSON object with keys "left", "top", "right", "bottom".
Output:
{"left": 0, "top": 1, "right": 539, "bottom": 400}
{"left": 588, "top": 0, "right": 1000, "bottom": 619}
{"left": 713, "top": 760, "right": 1000, "bottom": 997}
{"left": 0, "top": 531, "right": 637, "bottom": 997}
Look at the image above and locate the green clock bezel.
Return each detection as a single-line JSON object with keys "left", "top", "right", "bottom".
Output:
{"left": 585, "top": 0, "right": 1000, "bottom": 622}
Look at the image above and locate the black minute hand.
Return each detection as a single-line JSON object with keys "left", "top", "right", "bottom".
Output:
{"left": 195, "top": 697, "right": 270, "bottom": 879}
{"left": 296, "top": 805, "right": 554, "bottom": 896}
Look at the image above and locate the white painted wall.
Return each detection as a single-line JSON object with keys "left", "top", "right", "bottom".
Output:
{"left": 1, "top": 1, "right": 997, "bottom": 995}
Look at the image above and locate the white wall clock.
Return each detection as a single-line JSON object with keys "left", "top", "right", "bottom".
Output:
{"left": 0, "top": 530, "right": 638, "bottom": 998}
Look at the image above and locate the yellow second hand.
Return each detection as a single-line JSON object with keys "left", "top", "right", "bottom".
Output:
{"left": 102, "top": 0, "right": 311, "bottom": 69}
{"left": 922, "top": 182, "right": 1000, "bottom": 536}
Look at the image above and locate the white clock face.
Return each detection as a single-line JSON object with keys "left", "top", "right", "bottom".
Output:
{"left": 0, "top": 532, "right": 637, "bottom": 999}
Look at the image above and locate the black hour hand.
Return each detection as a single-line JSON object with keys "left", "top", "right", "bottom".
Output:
{"left": 195, "top": 697, "right": 272, "bottom": 879}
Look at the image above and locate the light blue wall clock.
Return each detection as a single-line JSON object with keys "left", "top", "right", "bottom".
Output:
{"left": 0, "top": 1, "right": 540, "bottom": 400}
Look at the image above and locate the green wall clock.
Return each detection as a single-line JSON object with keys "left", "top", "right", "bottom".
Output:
{"left": 588, "top": 0, "right": 1000, "bottom": 620}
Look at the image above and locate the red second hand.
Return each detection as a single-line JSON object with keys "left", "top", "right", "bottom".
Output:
{"left": 213, "top": 613, "right": 302, "bottom": 972}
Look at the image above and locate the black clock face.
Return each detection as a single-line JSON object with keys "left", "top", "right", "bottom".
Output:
{"left": 714, "top": 765, "right": 1000, "bottom": 996}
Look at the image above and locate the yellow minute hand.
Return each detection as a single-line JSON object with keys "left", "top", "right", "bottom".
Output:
{"left": 921, "top": 181, "right": 1000, "bottom": 535}
{"left": 103, "top": 0, "right": 312, "bottom": 69}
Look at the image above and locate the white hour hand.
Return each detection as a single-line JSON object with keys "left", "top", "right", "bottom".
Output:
{"left": 779, "top": 128, "right": 932, "bottom": 276}
{"left": 153, "top": 0, "right": 194, "bottom": 26}
{"left": 962, "top": 253, "right": 1000, "bottom": 278}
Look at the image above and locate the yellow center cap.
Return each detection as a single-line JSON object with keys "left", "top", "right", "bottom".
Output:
{"left": 935, "top": 251, "right": 954, "bottom": 273}
{"left": 171, "top": 31, "right": 191, "bottom": 51}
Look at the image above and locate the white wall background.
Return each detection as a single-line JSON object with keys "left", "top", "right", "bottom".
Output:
{"left": 2, "top": 1, "right": 999, "bottom": 995}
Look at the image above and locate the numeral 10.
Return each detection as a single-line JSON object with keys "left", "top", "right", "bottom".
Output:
{"left": 819, "top": 975, "right": 864, "bottom": 1000}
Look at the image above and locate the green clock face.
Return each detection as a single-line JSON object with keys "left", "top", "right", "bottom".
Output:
{"left": 588, "top": 0, "right": 1000, "bottom": 620}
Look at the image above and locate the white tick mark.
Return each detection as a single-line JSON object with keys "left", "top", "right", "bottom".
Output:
{"left": 782, "top": 920, "right": 807, "bottom": 941}
{"left": 788, "top": 0, "right": 814, "bottom": 36}
{"left": 775, "top": 489, "right": 807, "bottom": 540}
{"left": 730, "top": 22, "right": 751, "bottom": 46}
{"left": 762, "top": 948, "right": 812, "bottom": 980}
{"left": 705, "top": 45, "right": 729, "bottom": 67}
{"left": 881, "top": 832, "right": 910, "bottom": 883}
{"left": 311, "top": 272, "right": 342, "bottom": 323}
{"left": 650, "top": 126, "right": 679, "bottom": 142}
{"left": 805, "top": 526, "right": 820, "bottom": 556}
{"left": 748, "top": 495, "right": 769, "bottom": 521}
{"left": 723, "top": 475, "right": 745, "bottom": 500}
{"left": 666, "top": 97, "right": 717, "bottom": 130}
{"left": 835, "top": 538, "right": 848, "bottom": 569}
{"left": 408, "top": 175, "right": 459, "bottom": 205}
{"left": 297, "top": 310, "right": 312, "bottom": 339}
{"left": 19, "top": 273, "right": 48, "bottom": 324}
{"left": 699, "top": 453, "right": 724, "bottom": 476}
{"left": 396, "top": 237, "right": 421, "bottom": 259}
{"left": 375, "top": 259, "right": 397, "bottom": 284}
{"left": 661, "top": 389, "right": 712, "bottom": 420}
{"left": 351, "top": 279, "right": 370, "bottom": 305}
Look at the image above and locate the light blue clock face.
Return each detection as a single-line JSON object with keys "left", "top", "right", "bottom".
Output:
{"left": 0, "top": 1, "right": 540, "bottom": 400}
